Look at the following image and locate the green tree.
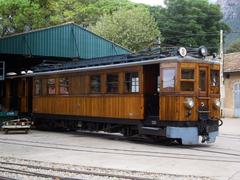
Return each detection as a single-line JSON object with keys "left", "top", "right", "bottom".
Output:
{"left": 226, "top": 38, "right": 240, "bottom": 53}
{"left": 0, "top": 0, "right": 145, "bottom": 37}
{"left": 0, "top": 0, "right": 46, "bottom": 37}
{"left": 149, "top": 0, "right": 229, "bottom": 53}
{"left": 90, "top": 7, "right": 161, "bottom": 52}
{"left": 47, "top": 0, "right": 137, "bottom": 27}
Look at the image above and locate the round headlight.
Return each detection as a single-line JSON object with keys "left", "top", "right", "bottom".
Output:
{"left": 213, "top": 99, "right": 221, "bottom": 109}
{"left": 184, "top": 98, "right": 194, "bottom": 109}
{"left": 178, "top": 47, "right": 187, "bottom": 57}
{"left": 199, "top": 46, "right": 208, "bottom": 57}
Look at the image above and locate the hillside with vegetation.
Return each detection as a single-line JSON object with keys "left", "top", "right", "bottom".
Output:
{"left": 217, "top": 0, "right": 240, "bottom": 51}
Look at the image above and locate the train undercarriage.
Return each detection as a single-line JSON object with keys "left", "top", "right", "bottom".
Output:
{"left": 32, "top": 113, "right": 222, "bottom": 145}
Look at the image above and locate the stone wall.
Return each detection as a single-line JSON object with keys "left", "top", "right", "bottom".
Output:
{"left": 223, "top": 72, "right": 240, "bottom": 117}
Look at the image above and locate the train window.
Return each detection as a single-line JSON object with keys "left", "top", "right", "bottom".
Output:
{"left": 35, "top": 80, "right": 41, "bottom": 95}
{"left": 47, "top": 79, "right": 56, "bottom": 95}
{"left": 162, "top": 68, "right": 175, "bottom": 91}
{"left": 181, "top": 69, "right": 194, "bottom": 79}
{"left": 211, "top": 70, "right": 219, "bottom": 86}
{"left": 199, "top": 70, "right": 206, "bottom": 91}
{"left": 59, "top": 78, "right": 69, "bottom": 95}
{"left": 90, "top": 75, "right": 101, "bottom": 93}
{"left": 181, "top": 69, "right": 194, "bottom": 91}
{"left": 125, "top": 72, "right": 139, "bottom": 93}
{"left": 107, "top": 74, "right": 119, "bottom": 93}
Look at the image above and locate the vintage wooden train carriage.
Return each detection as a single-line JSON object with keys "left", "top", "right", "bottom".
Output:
{"left": 1, "top": 47, "right": 221, "bottom": 144}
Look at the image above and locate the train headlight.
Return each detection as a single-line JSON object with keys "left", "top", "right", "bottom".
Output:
{"left": 199, "top": 46, "right": 208, "bottom": 57}
{"left": 178, "top": 47, "right": 187, "bottom": 57}
{"left": 213, "top": 99, "right": 221, "bottom": 109}
{"left": 184, "top": 98, "right": 194, "bottom": 109}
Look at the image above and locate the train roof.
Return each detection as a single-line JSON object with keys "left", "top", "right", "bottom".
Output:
{"left": 6, "top": 46, "right": 220, "bottom": 78}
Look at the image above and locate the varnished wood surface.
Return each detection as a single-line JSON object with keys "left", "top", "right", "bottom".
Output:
{"left": 33, "top": 94, "right": 144, "bottom": 119}
{"left": 1, "top": 61, "right": 221, "bottom": 122}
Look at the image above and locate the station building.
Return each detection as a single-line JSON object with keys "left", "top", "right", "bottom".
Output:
{"left": 223, "top": 52, "right": 240, "bottom": 117}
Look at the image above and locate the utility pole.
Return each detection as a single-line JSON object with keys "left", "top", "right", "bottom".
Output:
{"left": 158, "top": 37, "right": 161, "bottom": 48}
{"left": 220, "top": 29, "right": 225, "bottom": 116}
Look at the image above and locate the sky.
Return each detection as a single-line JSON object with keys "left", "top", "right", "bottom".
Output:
{"left": 130, "top": 0, "right": 217, "bottom": 6}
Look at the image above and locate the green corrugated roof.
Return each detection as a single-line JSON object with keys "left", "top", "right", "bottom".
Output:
{"left": 0, "top": 22, "right": 130, "bottom": 59}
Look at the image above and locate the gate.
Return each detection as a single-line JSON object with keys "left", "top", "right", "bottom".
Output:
{"left": 233, "top": 83, "right": 240, "bottom": 117}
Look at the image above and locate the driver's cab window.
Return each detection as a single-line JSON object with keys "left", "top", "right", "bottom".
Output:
{"left": 211, "top": 70, "right": 219, "bottom": 86}
{"left": 162, "top": 68, "right": 176, "bottom": 91}
{"left": 180, "top": 69, "right": 195, "bottom": 91}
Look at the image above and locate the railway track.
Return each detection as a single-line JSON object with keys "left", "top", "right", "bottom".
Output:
{"left": 0, "top": 130, "right": 239, "bottom": 180}
{"left": 0, "top": 158, "right": 206, "bottom": 180}
{"left": 0, "top": 135, "right": 240, "bottom": 163}
{"left": 0, "top": 163, "right": 154, "bottom": 180}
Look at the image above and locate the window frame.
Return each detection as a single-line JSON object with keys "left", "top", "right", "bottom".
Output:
{"left": 161, "top": 67, "right": 176, "bottom": 92}
{"left": 197, "top": 66, "right": 209, "bottom": 97}
{"left": 180, "top": 68, "right": 195, "bottom": 92}
{"left": 199, "top": 68, "right": 207, "bottom": 92}
{"left": 47, "top": 78, "right": 56, "bottom": 95}
{"left": 124, "top": 72, "right": 140, "bottom": 93}
{"left": 59, "top": 77, "right": 70, "bottom": 95}
{"left": 210, "top": 70, "right": 220, "bottom": 87}
{"left": 34, "top": 79, "right": 42, "bottom": 96}
{"left": 106, "top": 73, "right": 119, "bottom": 93}
{"left": 90, "top": 74, "right": 101, "bottom": 94}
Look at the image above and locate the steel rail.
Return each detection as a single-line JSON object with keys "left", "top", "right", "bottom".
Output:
{"left": 0, "top": 162, "right": 155, "bottom": 180}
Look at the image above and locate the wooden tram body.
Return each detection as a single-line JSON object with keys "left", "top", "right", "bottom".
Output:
{"left": 1, "top": 47, "right": 221, "bottom": 144}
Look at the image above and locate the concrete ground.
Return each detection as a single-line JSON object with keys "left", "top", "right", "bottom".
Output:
{"left": 0, "top": 118, "right": 239, "bottom": 180}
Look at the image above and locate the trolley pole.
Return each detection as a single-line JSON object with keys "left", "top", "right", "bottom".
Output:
{"left": 220, "top": 29, "right": 225, "bottom": 116}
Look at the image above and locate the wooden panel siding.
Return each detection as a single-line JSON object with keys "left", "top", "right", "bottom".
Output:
{"left": 160, "top": 96, "right": 197, "bottom": 121}
{"left": 31, "top": 66, "right": 143, "bottom": 120}
{"left": 19, "top": 97, "right": 27, "bottom": 113}
{"left": 33, "top": 94, "right": 144, "bottom": 119}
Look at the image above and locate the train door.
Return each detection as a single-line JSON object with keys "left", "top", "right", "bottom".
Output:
{"left": 143, "top": 64, "right": 160, "bottom": 120}
{"left": 198, "top": 66, "right": 209, "bottom": 120}
{"left": 199, "top": 66, "right": 208, "bottom": 97}
{"left": 13, "top": 78, "right": 33, "bottom": 115}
